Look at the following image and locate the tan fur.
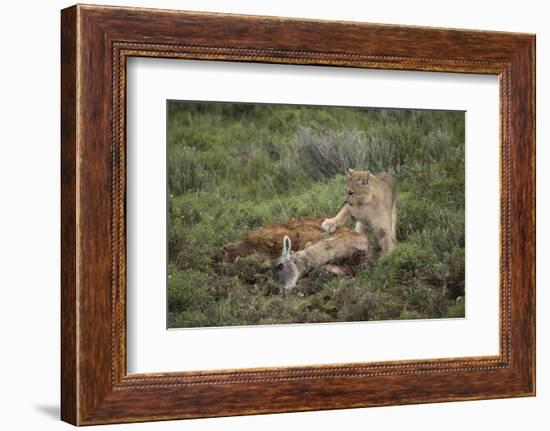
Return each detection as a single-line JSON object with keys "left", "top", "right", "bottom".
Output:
{"left": 294, "top": 230, "right": 370, "bottom": 270}
{"left": 322, "top": 169, "right": 397, "bottom": 255}
{"left": 272, "top": 230, "right": 369, "bottom": 291}
{"left": 223, "top": 217, "right": 348, "bottom": 260}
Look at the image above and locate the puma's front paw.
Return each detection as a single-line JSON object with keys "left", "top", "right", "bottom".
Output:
{"left": 321, "top": 218, "right": 338, "bottom": 233}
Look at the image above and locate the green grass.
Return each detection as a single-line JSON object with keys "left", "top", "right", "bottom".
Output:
{"left": 167, "top": 102, "right": 465, "bottom": 328}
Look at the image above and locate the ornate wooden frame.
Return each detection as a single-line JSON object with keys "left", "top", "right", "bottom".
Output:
{"left": 61, "top": 4, "right": 535, "bottom": 425}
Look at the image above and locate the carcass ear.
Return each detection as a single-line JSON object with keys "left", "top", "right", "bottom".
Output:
{"left": 282, "top": 235, "right": 292, "bottom": 257}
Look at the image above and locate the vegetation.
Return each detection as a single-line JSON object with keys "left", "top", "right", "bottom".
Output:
{"left": 167, "top": 102, "right": 465, "bottom": 328}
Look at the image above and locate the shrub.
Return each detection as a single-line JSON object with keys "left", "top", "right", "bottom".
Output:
{"left": 168, "top": 145, "right": 208, "bottom": 195}
{"left": 293, "top": 124, "right": 397, "bottom": 180}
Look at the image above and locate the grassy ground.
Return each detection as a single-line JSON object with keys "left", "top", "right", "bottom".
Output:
{"left": 167, "top": 101, "right": 465, "bottom": 328}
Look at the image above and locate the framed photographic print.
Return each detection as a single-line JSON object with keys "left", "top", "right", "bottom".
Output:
{"left": 61, "top": 4, "right": 535, "bottom": 425}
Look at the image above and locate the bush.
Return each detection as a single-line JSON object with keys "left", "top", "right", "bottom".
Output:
{"left": 168, "top": 146, "right": 208, "bottom": 195}
{"left": 294, "top": 124, "right": 397, "bottom": 180}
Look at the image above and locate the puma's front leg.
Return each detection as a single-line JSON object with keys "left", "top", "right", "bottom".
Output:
{"left": 379, "top": 230, "right": 396, "bottom": 255}
{"left": 322, "top": 205, "right": 352, "bottom": 233}
{"left": 354, "top": 221, "right": 367, "bottom": 235}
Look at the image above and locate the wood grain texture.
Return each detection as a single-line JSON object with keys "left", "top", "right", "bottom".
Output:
{"left": 60, "top": 4, "right": 536, "bottom": 425}
{"left": 60, "top": 5, "right": 78, "bottom": 425}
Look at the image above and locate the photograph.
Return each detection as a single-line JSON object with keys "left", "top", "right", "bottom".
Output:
{"left": 167, "top": 101, "right": 466, "bottom": 328}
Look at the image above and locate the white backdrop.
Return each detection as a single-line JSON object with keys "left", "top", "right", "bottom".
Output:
{"left": 0, "top": 0, "right": 546, "bottom": 430}
{"left": 126, "top": 59, "right": 500, "bottom": 373}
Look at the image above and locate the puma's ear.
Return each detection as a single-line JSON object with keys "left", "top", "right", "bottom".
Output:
{"left": 282, "top": 235, "right": 292, "bottom": 257}
{"left": 346, "top": 168, "right": 354, "bottom": 177}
